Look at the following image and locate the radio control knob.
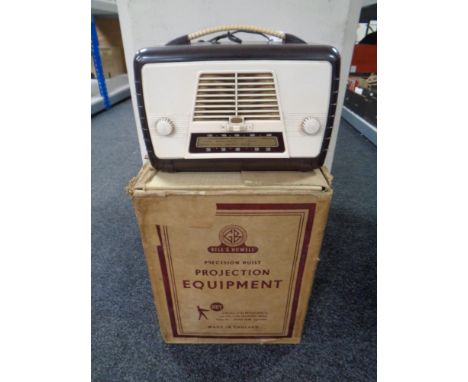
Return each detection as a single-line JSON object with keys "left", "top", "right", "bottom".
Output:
{"left": 302, "top": 117, "right": 321, "bottom": 135}
{"left": 155, "top": 118, "right": 174, "bottom": 136}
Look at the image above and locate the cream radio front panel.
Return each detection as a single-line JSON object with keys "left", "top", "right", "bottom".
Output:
{"left": 135, "top": 43, "right": 340, "bottom": 171}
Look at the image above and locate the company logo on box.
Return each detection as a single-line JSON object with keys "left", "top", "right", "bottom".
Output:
{"left": 208, "top": 225, "right": 258, "bottom": 253}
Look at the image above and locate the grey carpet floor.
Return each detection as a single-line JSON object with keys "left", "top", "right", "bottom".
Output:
{"left": 92, "top": 99, "right": 376, "bottom": 382}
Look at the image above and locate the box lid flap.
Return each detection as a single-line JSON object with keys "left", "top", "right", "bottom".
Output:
{"left": 128, "top": 161, "right": 332, "bottom": 196}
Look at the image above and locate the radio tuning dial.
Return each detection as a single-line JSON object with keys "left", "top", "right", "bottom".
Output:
{"left": 155, "top": 118, "right": 174, "bottom": 136}
{"left": 302, "top": 117, "right": 321, "bottom": 135}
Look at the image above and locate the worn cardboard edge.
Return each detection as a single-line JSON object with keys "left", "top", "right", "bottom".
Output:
{"left": 127, "top": 161, "right": 333, "bottom": 198}
{"left": 320, "top": 165, "right": 334, "bottom": 186}
{"left": 126, "top": 161, "right": 155, "bottom": 196}
{"left": 132, "top": 189, "right": 333, "bottom": 199}
{"left": 158, "top": 337, "right": 302, "bottom": 345}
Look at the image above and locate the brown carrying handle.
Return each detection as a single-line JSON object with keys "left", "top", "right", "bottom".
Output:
{"left": 166, "top": 24, "right": 306, "bottom": 45}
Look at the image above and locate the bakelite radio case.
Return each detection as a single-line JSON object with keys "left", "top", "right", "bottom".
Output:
{"left": 134, "top": 41, "right": 340, "bottom": 172}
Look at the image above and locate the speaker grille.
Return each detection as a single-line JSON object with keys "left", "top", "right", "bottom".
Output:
{"left": 193, "top": 72, "right": 280, "bottom": 122}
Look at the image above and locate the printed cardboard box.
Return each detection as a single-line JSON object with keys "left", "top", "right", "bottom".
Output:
{"left": 127, "top": 162, "right": 333, "bottom": 344}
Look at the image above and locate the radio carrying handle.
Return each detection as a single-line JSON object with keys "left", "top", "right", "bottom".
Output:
{"left": 166, "top": 25, "right": 306, "bottom": 46}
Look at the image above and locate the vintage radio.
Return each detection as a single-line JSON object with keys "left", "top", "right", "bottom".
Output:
{"left": 134, "top": 25, "right": 340, "bottom": 172}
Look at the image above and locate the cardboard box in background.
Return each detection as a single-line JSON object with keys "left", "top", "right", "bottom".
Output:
{"left": 91, "top": 17, "right": 127, "bottom": 78}
{"left": 128, "top": 163, "right": 333, "bottom": 344}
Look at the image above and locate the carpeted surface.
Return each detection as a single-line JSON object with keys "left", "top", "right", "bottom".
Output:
{"left": 92, "top": 99, "right": 376, "bottom": 381}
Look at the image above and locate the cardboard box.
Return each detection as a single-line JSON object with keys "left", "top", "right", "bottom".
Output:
{"left": 91, "top": 17, "right": 127, "bottom": 78}
{"left": 91, "top": 46, "right": 126, "bottom": 79}
{"left": 127, "top": 163, "right": 333, "bottom": 344}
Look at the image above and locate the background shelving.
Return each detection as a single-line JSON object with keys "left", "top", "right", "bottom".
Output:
{"left": 91, "top": 1, "right": 130, "bottom": 115}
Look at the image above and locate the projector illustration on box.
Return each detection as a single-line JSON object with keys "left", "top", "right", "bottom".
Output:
{"left": 134, "top": 25, "right": 340, "bottom": 172}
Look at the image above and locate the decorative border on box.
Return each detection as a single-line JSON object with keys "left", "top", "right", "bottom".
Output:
{"left": 155, "top": 203, "right": 316, "bottom": 339}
